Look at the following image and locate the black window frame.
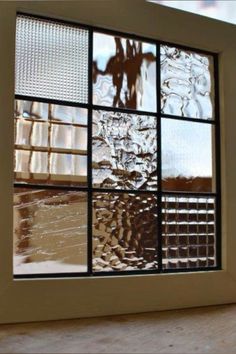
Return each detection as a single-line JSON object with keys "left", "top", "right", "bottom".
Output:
{"left": 14, "top": 12, "right": 221, "bottom": 279}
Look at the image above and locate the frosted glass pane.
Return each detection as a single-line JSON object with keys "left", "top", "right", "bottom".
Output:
{"left": 93, "top": 192, "right": 158, "bottom": 272}
{"left": 50, "top": 105, "right": 88, "bottom": 125}
{"left": 92, "top": 110, "right": 157, "bottom": 190}
{"left": 162, "top": 195, "right": 216, "bottom": 269}
{"left": 15, "top": 15, "right": 88, "bottom": 103}
{"left": 14, "top": 189, "right": 87, "bottom": 275}
{"left": 93, "top": 32, "right": 156, "bottom": 112}
{"left": 161, "top": 45, "right": 214, "bottom": 119}
{"left": 162, "top": 119, "right": 214, "bottom": 192}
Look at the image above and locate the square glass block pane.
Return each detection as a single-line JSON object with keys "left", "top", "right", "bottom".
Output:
{"left": 162, "top": 195, "right": 216, "bottom": 269}
{"left": 49, "top": 104, "right": 88, "bottom": 125}
{"left": 162, "top": 119, "right": 214, "bottom": 192}
{"left": 93, "top": 32, "right": 157, "bottom": 112}
{"left": 15, "top": 100, "right": 48, "bottom": 121}
{"left": 15, "top": 120, "right": 49, "bottom": 148}
{"left": 14, "top": 189, "right": 87, "bottom": 275}
{"left": 51, "top": 124, "right": 87, "bottom": 151}
{"left": 15, "top": 15, "right": 88, "bottom": 103}
{"left": 93, "top": 192, "right": 158, "bottom": 272}
{"left": 92, "top": 110, "right": 157, "bottom": 190}
{"left": 161, "top": 45, "right": 214, "bottom": 119}
{"left": 50, "top": 153, "right": 87, "bottom": 183}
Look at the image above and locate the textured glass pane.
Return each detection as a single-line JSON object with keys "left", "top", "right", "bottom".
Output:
{"left": 14, "top": 189, "right": 87, "bottom": 274}
{"left": 50, "top": 125, "right": 87, "bottom": 151}
{"left": 30, "top": 151, "right": 48, "bottom": 174}
{"left": 93, "top": 193, "right": 158, "bottom": 271}
{"left": 162, "top": 195, "right": 216, "bottom": 269}
{"left": 92, "top": 110, "right": 157, "bottom": 190}
{"left": 15, "top": 100, "right": 48, "bottom": 121}
{"left": 15, "top": 15, "right": 88, "bottom": 103}
{"left": 93, "top": 32, "right": 156, "bottom": 112}
{"left": 15, "top": 150, "right": 30, "bottom": 173}
{"left": 50, "top": 153, "right": 87, "bottom": 181}
{"left": 161, "top": 45, "right": 214, "bottom": 119}
{"left": 162, "top": 119, "right": 214, "bottom": 192}
{"left": 50, "top": 105, "right": 88, "bottom": 125}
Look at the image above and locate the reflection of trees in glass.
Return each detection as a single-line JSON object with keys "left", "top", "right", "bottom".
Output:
{"left": 93, "top": 37, "right": 156, "bottom": 109}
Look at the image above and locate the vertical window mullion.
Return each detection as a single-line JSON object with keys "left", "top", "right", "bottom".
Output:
{"left": 87, "top": 28, "right": 93, "bottom": 275}
{"left": 156, "top": 42, "right": 163, "bottom": 272}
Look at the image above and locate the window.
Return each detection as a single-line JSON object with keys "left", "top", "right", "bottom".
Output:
{"left": 13, "top": 13, "right": 220, "bottom": 278}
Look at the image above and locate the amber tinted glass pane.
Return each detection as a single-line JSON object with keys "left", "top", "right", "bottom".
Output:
{"left": 162, "top": 195, "right": 216, "bottom": 269}
{"left": 15, "top": 15, "right": 88, "bottom": 103}
{"left": 161, "top": 45, "right": 214, "bottom": 119}
{"left": 93, "top": 32, "right": 156, "bottom": 112}
{"left": 14, "top": 189, "right": 87, "bottom": 274}
{"left": 162, "top": 119, "right": 214, "bottom": 192}
{"left": 92, "top": 110, "right": 157, "bottom": 190}
{"left": 93, "top": 193, "right": 158, "bottom": 271}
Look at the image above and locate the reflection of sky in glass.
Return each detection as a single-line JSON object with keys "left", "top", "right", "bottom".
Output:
{"left": 162, "top": 119, "right": 213, "bottom": 178}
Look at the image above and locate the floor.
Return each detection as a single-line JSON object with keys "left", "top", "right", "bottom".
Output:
{"left": 0, "top": 304, "right": 235, "bottom": 353}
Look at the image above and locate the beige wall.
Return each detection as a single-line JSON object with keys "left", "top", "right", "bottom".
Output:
{"left": 0, "top": 0, "right": 236, "bottom": 324}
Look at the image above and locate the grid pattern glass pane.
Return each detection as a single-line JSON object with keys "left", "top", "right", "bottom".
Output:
{"left": 162, "top": 195, "right": 216, "bottom": 269}
{"left": 14, "top": 189, "right": 88, "bottom": 275}
{"left": 93, "top": 192, "right": 158, "bottom": 271}
{"left": 15, "top": 15, "right": 89, "bottom": 103}
{"left": 14, "top": 100, "right": 88, "bottom": 186}
{"left": 92, "top": 110, "right": 157, "bottom": 190}
{"left": 161, "top": 45, "right": 214, "bottom": 119}
{"left": 93, "top": 32, "right": 157, "bottom": 112}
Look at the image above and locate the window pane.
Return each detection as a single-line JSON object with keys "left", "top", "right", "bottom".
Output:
{"left": 15, "top": 100, "right": 48, "bottom": 121}
{"left": 14, "top": 189, "right": 87, "bottom": 275}
{"left": 162, "top": 119, "right": 214, "bottom": 192}
{"left": 50, "top": 105, "right": 88, "bottom": 125}
{"left": 161, "top": 45, "right": 214, "bottom": 119}
{"left": 93, "top": 192, "right": 158, "bottom": 272}
{"left": 92, "top": 110, "right": 157, "bottom": 190}
{"left": 93, "top": 32, "right": 156, "bottom": 112}
{"left": 162, "top": 195, "right": 216, "bottom": 269}
{"left": 15, "top": 15, "right": 89, "bottom": 103}
{"left": 50, "top": 124, "right": 87, "bottom": 151}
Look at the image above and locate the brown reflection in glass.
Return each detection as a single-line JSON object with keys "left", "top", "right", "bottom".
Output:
{"left": 162, "top": 118, "right": 214, "bottom": 192}
{"left": 162, "top": 195, "right": 216, "bottom": 269}
{"left": 93, "top": 193, "right": 158, "bottom": 271}
{"left": 92, "top": 110, "right": 157, "bottom": 190}
{"left": 14, "top": 189, "right": 88, "bottom": 274}
{"left": 93, "top": 32, "right": 156, "bottom": 112}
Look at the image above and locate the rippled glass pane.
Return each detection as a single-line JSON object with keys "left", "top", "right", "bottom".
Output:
{"left": 15, "top": 100, "right": 48, "bottom": 121}
{"left": 50, "top": 105, "right": 88, "bottom": 125}
{"left": 93, "top": 192, "right": 158, "bottom": 271}
{"left": 162, "top": 119, "right": 214, "bottom": 192}
{"left": 162, "top": 195, "right": 216, "bottom": 269}
{"left": 93, "top": 32, "right": 156, "bottom": 112}
{"left": 161, "top": 45, "right": 214, "bottom": 119}
{"left": 15, "top": 15, "right": 88, "bottom": 103}
{"left": 92, "top": 110, "right": 157, "bottom": 190}
{"left": 14, "top": 189, "right": 87, "bottom": 275}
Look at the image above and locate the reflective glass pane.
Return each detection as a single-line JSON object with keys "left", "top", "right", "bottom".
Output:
{"left": 15, "top": 15, "right": 88, "bottom": 103}
{"left": 162, "top": 195, "right": 216, "bottom": 269}
{"left": 93, "top": 32, "right": 156, "bottom": 112}
{"left": 162, "top": 119, "right": 214, "bottom": 192}
{"left": 50, "top": 105, "right": 88, "bottom": 125}
{"left": 93, "top": 192, "right": 158, "bottom": 271}
{"left": 15, "top": 100, "right": 48, "bottom": 121}
{"left": 92, "top": 110, "right": 157, "bottom": 190}
{"left": 161, "top": 45, "right": 214, "bottom": 119}
{"left": 14, "top": 189, "right": 87, "bottom": 275}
